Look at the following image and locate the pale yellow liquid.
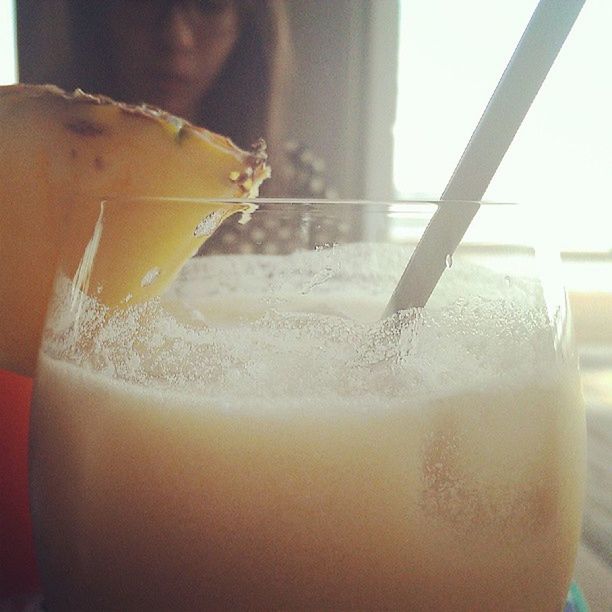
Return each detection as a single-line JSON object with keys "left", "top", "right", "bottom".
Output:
{"left": 30, "top": 354, "right": 585, "bottom": 611}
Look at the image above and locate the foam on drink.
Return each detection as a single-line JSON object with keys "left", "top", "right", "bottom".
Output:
{"left": 43, "top": 244, "right": 561, "bottom": 401}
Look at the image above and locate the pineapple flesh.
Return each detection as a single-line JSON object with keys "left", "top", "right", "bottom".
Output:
{"left": 0, "top": 84, "right": 270, "bottom": 376}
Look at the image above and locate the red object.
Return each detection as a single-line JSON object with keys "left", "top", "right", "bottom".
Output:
{"left": 0, "top": 368, "right": 40, "bottom": 597}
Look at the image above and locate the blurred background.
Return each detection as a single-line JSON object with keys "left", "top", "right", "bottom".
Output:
{"left": 2, "top": 0, "right": 610, "bottom": 608}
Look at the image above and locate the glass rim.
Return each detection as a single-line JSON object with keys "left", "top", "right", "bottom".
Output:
{"left": 95, "top": 196, "right": 518, "bottom": 208}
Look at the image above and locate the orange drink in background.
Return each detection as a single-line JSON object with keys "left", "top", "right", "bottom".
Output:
{"left": 0, "top": 369, "right": 38, "bottom": 597}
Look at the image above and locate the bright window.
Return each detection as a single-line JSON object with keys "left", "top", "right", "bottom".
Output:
{"left": 393, "top": 0, "right": 612, "bottom": 253}
{"left": 0, "top": 0, "right": 17, "bottom": 84}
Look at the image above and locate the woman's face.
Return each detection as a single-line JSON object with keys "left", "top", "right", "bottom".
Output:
{"left": 104, "top": 0, "right": 240, "bottom": 121}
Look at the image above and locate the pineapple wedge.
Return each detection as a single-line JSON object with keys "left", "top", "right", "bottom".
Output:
{"left": 0, "top": 84, "right": 270, "bottom": 376}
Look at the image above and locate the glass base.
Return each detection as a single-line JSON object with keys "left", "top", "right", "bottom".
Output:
{"left": 1, "top": 584, "right": 589, "bottom": 611}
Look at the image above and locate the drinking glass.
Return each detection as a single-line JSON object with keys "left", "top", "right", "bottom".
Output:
{"left": 29, "top": 198, "right": 585, "bottom": 610}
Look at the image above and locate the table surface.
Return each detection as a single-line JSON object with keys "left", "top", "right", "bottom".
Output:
{"left": 575, "top": 344, "right": 612, "bottom": 612}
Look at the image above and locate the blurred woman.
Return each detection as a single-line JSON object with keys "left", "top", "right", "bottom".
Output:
{"left": 66, "top": 0, "right": 289, "bottom": 159}
{"left": 61, "top": 0, "right": 341, "bottom": 251}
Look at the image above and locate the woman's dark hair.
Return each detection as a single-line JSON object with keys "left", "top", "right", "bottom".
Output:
{"left": 64, "top": 0, "right": 290, "bottom": 154}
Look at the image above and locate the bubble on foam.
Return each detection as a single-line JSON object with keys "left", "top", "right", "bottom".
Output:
{"left": 300, "top": 266, "right": 335, "bottom": 294}
{"left": 42, "top": 243, "right": 560, "bottom": 407}
{"left": 141, "top": 267, "right": 161, "bottom": 287}
{"left": 194, "top": 210, "right": 223, "bottom": 238}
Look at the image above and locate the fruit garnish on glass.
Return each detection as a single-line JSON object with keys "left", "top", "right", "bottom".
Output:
{"left": 0, "top": 84, "right": 269, "bottom": 377}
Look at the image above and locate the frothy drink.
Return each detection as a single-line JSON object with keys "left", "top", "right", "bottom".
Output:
{"left": 30, "top": 244, "right": 585, "bottom": 610}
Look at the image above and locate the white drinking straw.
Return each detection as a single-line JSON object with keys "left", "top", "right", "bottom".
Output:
{"left": 384, "top": 0, "right": 585, "bottom": 317}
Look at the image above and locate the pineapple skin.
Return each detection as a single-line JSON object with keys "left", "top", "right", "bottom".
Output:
{"left": 0, "top": 84, "right": 269, "bottom": 376}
